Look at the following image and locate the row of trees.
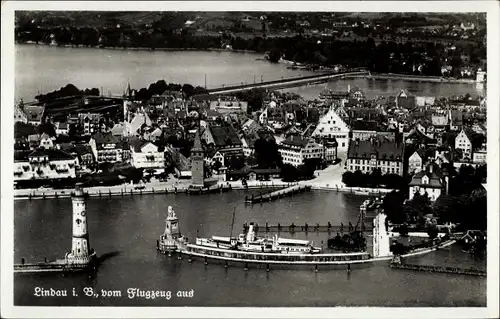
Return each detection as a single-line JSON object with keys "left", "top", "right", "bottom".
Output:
{"left": 35, "top": 84, "right": 100, "bottom": 102}
{"left": 342, "top": 169, "right": 408, "bottom": 190}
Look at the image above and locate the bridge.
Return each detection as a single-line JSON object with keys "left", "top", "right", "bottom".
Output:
{"left": 207, "top": 71, "right": 370, "bottom": 95}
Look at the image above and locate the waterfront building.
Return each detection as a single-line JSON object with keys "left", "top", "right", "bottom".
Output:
{"left": 346, "top": 137, "right": 404, "bottom": 175}
{"left": 89, "top": 132, "right": 130, "bottom": 164}
{"left": 225, "top": 167, "right": 281, "bottom": 182}
{"left": 14, "top": 148, "right": 77, "bottom": 181}
{"left": 123, "top": 82, "right": 134, "bottom": 123}
{"left": 454, "top": 128, "right": 474, "bottom": 160}
{"left": 190, "top": 129, "right": 205, "bottom": 187}
{"left": 278, "top": 136, "right": 324, "bottom": 167}
{"left": 130, "top": 139, "right": 166, "bottom": 174}
{"left": 311, "top": 106, "right": 350, "bottom": 151}
{"left": 408, "top": 164, "right": 447, "bottom": 202}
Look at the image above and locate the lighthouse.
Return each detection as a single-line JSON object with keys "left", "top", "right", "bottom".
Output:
{"left": 66, "top": 183, "right": 96, "bottom": 266}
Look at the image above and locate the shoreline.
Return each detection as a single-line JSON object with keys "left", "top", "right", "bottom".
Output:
{"left": 13, "top": 178, "right": 395, "bottom": 200}
{"left": 18, "top": 41, "right": 259, "bottom": 54}
{"left": 17, "top": 42, "right": 484, "bottom": 85}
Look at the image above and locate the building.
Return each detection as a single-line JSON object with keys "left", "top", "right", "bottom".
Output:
{"left": 79, "top": 113, "right": 103, "bottom": 135}
{"left": 346, "top": 138, "right": 404, "bottom": 175}
{"left": 55, "top": 122, "right": 69, "bottom": 136}
{"left": 278, "top": 136, "right": 324, "bottom": 167}
{"left": 39, "top": 133, "right": 54, "bottom": 149}
{"left": 202, "top": 124, "right": 243, "bottom": 166}
{"left": 408, "top": 149, "right": 426, "bottom": 174}
{"left": 350, "top": 120, "right": 378, "bottom": 141}
{"left": 130, "top": 139, "right": 166, "bottom": 174}
{"left": 14, "top": 101, "right": 28, "bottom": 123}
{"left": 210, "top": 99, "right": 248, "bottom": 114}
{"left": 431, "top": 114, "right": 449, "bottom": 132}
{"left": 455, "top": 128, "right": 474, "bottom": 160}
{"left": 395, "top": 90, "right": 416, "bottom": 109}
{"left": 14, "top": 148, "right": 77, "bottom": 181}
{"left": 21, "top": 105, "right": 46, "bottom": 126}
{"left": 89, "top": 132, "right": 130, "bottom": 164}
{"left": 312, "top": 107, "right": 350, "bottom": 151}
{"left": 449, "top": 110, "right": 463, "bottom": 131}
{"left": 408, "top": 164, "right": 447, "bottom": 202}
{"left": 190, "top": 130, "right": 205, "bottom": 187}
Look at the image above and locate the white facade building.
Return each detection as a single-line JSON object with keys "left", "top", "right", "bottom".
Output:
{"left": 278, "top": 136, "right": 324, "bottom": 167}
{"left": 312, "top": 107, "right": 350, "bottom": 151}
{"left": 14, "top": 149, "right": 77, "bottom": 181}
{"left": 130, "top": 141, "right": 166, "bottom": 174}
{"left": 455, "top": 129, "right": 474, "bottom": 160}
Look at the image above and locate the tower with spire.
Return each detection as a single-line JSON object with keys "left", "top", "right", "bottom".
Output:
{"left": 123, "top": 82, "right": 134, "bottom": 123}
{"left": 190, "top": 126, "right": 205, "bottom": 188}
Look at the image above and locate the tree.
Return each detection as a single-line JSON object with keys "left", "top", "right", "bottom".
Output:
{"left": 181, "top": 84, "right": 195, "bottom": 99}
{"left": 281, "top": 164, "right": 298, "bottom": 182}
{"left": 228, "top": 155, "right": 245, "bottom": 170}
{"left": 427, "top": 226, "right": 439, "bottom": 240}
{"left": 37, "top": 122, "right": 56, "bottom": 137}
{"left": 213, "top": 159, "right": 222, "bottom": 174}
{"left": 383, "top": 191, "right": 407, "bottom": 224}
{"left": 14, "top": 122, "right": 36, "bottom": 138}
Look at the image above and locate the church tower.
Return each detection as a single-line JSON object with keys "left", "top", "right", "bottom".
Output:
{"left": 123, "top": 82, "right": 133, "bottom": 123}
{"left": 66, "top": 183, "right": 96, "bottom": 265}
{"left": 190, "top": 128, "right": 205, "bottom": 187}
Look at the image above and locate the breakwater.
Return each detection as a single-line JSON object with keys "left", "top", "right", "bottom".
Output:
{"left": 244, "top": 184, "right": 311, "bottom": 204}
{"left": 390, "top": 262, "right": 486, "bottom": 277}
{"left": 369, "top": 72, "right": 480, "bottom": 84}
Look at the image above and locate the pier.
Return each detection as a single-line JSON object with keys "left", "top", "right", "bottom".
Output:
{"left": 390, "top": 257, "right": 486, "bottom": 277}
{"left": 244, "top": 184, "right": 311, "bottom": 204}
{"left": 242, "top": 222, "right": 371, "bottom": 234}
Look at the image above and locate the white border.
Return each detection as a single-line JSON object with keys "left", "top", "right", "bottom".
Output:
{"left": 1, "top": 1, "right": 499, "bottom": 318}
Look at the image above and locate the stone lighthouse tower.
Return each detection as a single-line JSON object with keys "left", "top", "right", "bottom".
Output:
{"left": 66, "top": 183, "right": 96, "bottom": 266}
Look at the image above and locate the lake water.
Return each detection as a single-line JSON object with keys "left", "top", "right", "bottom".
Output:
{"left": 14, "top": 191, "right": 486, "bottom": 307}
{"left": 15, "top": 44, "right": 485, "bottom": 102}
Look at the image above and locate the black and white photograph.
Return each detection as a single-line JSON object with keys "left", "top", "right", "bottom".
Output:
{"left": 1, "top": 1, "right": 499, "bottom": 318}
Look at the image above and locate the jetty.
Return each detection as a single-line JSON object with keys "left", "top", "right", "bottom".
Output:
{"left": 244, "top": 184, "right": 311, "bottom": 204}
{"left": 390, "top": 256, "right": 486, "bottom": 277}
{"left": 242, "top": 221, "right": 371, "bottom": 234}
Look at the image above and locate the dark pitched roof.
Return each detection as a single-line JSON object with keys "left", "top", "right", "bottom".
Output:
{"left": 14, "top": 150, "right": 32, "bottom": 162}
{"left": 28, "top": 148, "right": 75, "bottom": 161}
{"left": 351, "top": 120, "right": 378, "bottom": 131}
{"left": 348, "top": 138, "right": 404, "bottom": 161}
{"left": 210, "top": 125, "right": 241, "bottom": 148}
{"left": 409, "top": 165, "right": 444, "bottom": 188}
{"left": 93, "top": 132, "right": 119, "bottom": 145}
{"left": 23, "top": 106, "right": 45, "bottom": 122}
{"left": 281, "top": 135, "right": 309, "bottom": 148}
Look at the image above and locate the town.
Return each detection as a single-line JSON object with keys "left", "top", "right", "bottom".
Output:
{"left": 14, "top": 76, "right": 487, "bottom": 234}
